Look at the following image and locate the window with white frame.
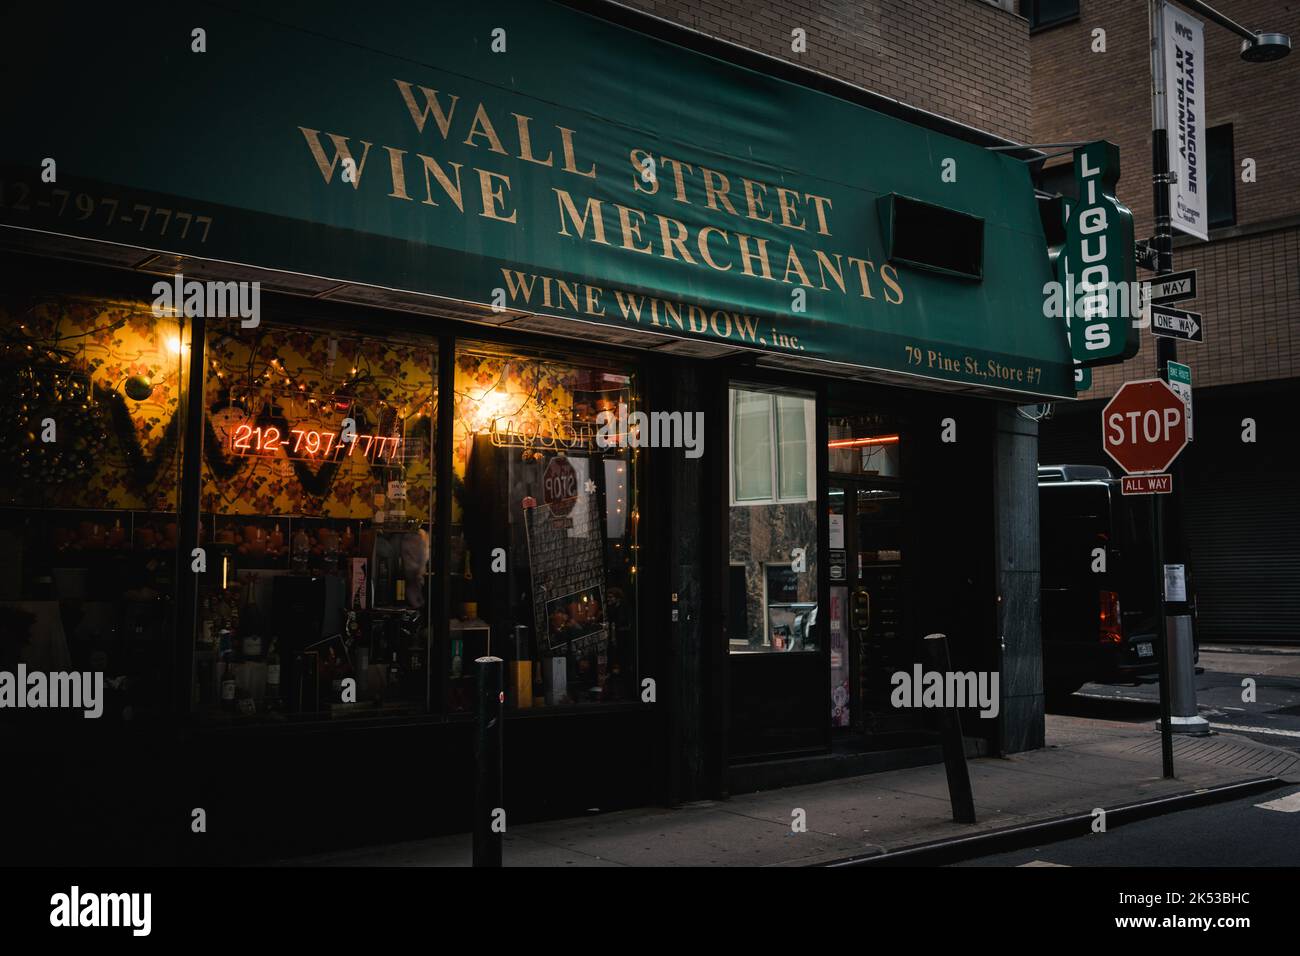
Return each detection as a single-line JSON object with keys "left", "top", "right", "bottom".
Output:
{"left": 730, "top": 387, "right": 816, "bottom": 505}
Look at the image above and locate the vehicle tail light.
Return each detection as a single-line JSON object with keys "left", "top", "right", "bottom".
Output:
{"left": 1099, "top": 590, "right": 1122, "bottom": 644}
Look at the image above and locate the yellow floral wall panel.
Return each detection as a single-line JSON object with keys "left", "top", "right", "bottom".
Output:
{"left": 202, "top": 320, "right": 436, "bottom": 520}
{"left": 0, "top": 293, "right": 183, "bottom": 512}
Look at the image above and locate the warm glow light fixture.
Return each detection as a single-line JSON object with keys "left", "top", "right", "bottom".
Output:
{"left": 827, "top": 434, "right": 900, "bottom": 449}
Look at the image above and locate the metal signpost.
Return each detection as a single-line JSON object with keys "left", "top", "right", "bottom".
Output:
{"left": 1141, "top": 0, "right": 1290, "bottom": 776}
{"left": 1102, "top": 377, "right": 1190, "bottom": 778}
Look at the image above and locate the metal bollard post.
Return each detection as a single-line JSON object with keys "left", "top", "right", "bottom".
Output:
{"left": 922, "top": 633, "right": 976, "bottom": 824}
{"left": 1165, "top": 615, "right": 1209, "bottom": 735}
{"left": 474, "top": 655, "right": 504, "bottom": 867}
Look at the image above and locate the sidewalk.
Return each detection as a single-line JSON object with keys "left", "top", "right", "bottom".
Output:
{"left": 278, "top": 715, "right": 1300, "bottom": 867}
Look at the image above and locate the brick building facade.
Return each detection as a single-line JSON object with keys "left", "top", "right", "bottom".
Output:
{"left": 620, "top": 0, "right": 1033, "bottom": 140}
{"left": 1030, "top": 0, "right": 1300, "bottom": 396}
{"left": 1028, "top": 0, "right": 1300, "bottom": 642}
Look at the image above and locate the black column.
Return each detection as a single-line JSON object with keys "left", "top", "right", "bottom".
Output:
{"left": 994, "top": 405, "right": 1044, "bottom": 753}
{"left": 659, "top": 356, "right": 712, "bottom": 804}
{"left": 173, "top": 313, "right": 206, "bottom": 719}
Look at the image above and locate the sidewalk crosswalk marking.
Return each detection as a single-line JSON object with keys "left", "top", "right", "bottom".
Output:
{"left": 1254, "top": 791, "right": 1300, "bottom": 813}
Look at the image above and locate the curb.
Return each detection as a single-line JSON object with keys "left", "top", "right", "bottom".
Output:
{"left": 1200, "top": 644, "right": 1300, "bottom": 656}
{"left": 822, "top": 776, "right": 1285, "bottom": 867}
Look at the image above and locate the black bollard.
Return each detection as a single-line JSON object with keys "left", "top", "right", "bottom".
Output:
{"left": 922, "top": 633, "right": 976, "bottom": 824}
{"left": 474, "top": 655, "right": 504, "bottom": 867}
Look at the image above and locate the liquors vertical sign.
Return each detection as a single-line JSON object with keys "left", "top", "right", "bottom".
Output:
{"left": 1163, "top": 1, "right": 1208, "bottom": 240}
{"left": 1055, "top": 141, "right": 1140, "bottom": 368}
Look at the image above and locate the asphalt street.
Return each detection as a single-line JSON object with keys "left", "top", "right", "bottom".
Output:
{"left": 955, "top": 785, "right": 1300, "bottom": 866}
{"left": 1051, "top": 646, "right": 1300, "bottom": 754}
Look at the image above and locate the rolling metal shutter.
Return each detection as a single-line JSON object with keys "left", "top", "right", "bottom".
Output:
{"left": 1183, "top": 461, "right": 1300, "bottom": 644}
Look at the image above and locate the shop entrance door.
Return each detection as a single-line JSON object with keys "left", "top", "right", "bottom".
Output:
{"left": 826, "top": 413, "right": 923, "bottom": 742}
{"left": 726, "top": 384, "right": 827, "bottom": 761}
{"left": 830, "top": 481, "right": 906, "bottom": 733}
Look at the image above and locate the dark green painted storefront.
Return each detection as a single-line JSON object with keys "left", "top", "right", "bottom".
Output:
{"left": 1, "top": 0, "right": 1059, "bottom": 862}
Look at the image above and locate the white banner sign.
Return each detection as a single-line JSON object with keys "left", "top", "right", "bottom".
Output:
{"left": 1163, "top": 2, "right": 1208, "bottom": 240}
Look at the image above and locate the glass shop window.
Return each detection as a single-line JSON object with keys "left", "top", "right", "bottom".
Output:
{"left": 1207, "top": 123, "right": 1237, "bottom": 230}
{"left": 827, "top": 414, "right": 902, "bottom": 478}
{"left": 0, "top": 288, "right": 185, "bottom": 725}
{"left": 731, "top": 390, "right": 815, "bottom": 504}
{"left": 1023, "top": 0, "right": 1079, "bottom": 30}
{"left": 448, "top": 342, "right": 639, "bottom": 712}
{"left": 728, "top": 386, "right": 818, "bottom": 654}
{"left": 195, "top": 320, "right": 437, "bottom": 722}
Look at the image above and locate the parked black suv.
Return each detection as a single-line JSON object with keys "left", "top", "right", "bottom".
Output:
{"left": 1038, "top": 464, "right": 1187, "bottom": 698}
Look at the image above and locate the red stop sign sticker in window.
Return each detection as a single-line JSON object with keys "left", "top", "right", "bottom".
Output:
{"left": 1102, "top": 379, "right": 1189, "bottom": 475}
{"left": 542, "top": 456, "right": 579, "bottom": 516}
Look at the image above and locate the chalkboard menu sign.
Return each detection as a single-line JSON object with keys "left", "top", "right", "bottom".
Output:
{"left": 765, "top": 563, "right": 799, "bottom": 603}
{"left": 525, "top": 454, "right": 608, "bottom": 655}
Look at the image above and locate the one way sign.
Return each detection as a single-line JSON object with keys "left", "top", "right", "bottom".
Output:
{"left": 1149, "top": 269, "right": 1197, "bottom": 303}
{"left": 1151, "top": 305, "right": 1204, "bottom": 343}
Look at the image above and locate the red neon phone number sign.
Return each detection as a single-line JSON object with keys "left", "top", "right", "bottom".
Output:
{"left": 230, "top": 424, "right": 401, "bottom": 462}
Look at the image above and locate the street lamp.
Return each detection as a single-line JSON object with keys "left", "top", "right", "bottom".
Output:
{"left": 1166, "top": 0, "right": 1292, "bottom": 62}
{"left": 1146, "top": 0, "right": 1290, "bottom": 779}
{"left": 1240, "top": 33, "right": 1292, "bottom": 63}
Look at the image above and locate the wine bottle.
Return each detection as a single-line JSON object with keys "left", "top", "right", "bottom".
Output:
{"left": 221, "top": 661, "right": 237, "bottom": 712}
{"left": 388, "top": 650, "right": 400, "bottom": 695}
{"left": 199, "top": 595, "right": 215, "bottom": 649}
{"left": 376, "top": 555, "right": 391, "bottom": 607}
{"left": 395, "top": 551, "right": 406, "bottom": 604}
{"left": 266, "top": 638, "right": 281, "bottom": 701}
{"left": 240, "top": 575, "right": 263, "bottom": 657}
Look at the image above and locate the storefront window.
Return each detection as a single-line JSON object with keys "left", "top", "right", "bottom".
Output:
{"left": 828, "top": 414, "right": 902, "bottom": 478}
{"left": 728, "top": 385, "right": 818, "bottom": 653}
{"left": 732, "top": 391, "right": 814, "bottom": 504}
{"left": 777, "top": 395, "right": 810, "bottom": 499}
{"left": 0, "top": 290, "right": 184, "bottom": 723}
{"left": 449, "top": 342, "right": 639, "bottom": 711}
{"left": 195, "top": 320, "right": 437, "bottom": 721}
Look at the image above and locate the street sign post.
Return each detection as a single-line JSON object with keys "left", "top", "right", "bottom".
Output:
{"left": 1149, "top": 268, "right": 1197, "bottom": 303}
{"left": 1135, "top": 239, "right": 1159, "bottom": 272}
{"left": 1151, "top": 305, "right": 1204, "bottom": 343}
{"left": 1167, "top": 360, "right": 1193, "bottom": 441}
{"left": 1102, "top": 373, "right": 1192, "bottom": 785}
{"left": 1122, "top": 474, "right": 1173, "bottom": 495}
{"left": 1102, "top": 378, "right": 1190, "bottom": 476}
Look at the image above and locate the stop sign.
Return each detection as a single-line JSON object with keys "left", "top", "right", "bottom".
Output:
{"left": 542, "top": 455, "right": 579, "bottom": 516}
{"left": 1102, "top": 379, "right": 1189, "bottom": 474}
